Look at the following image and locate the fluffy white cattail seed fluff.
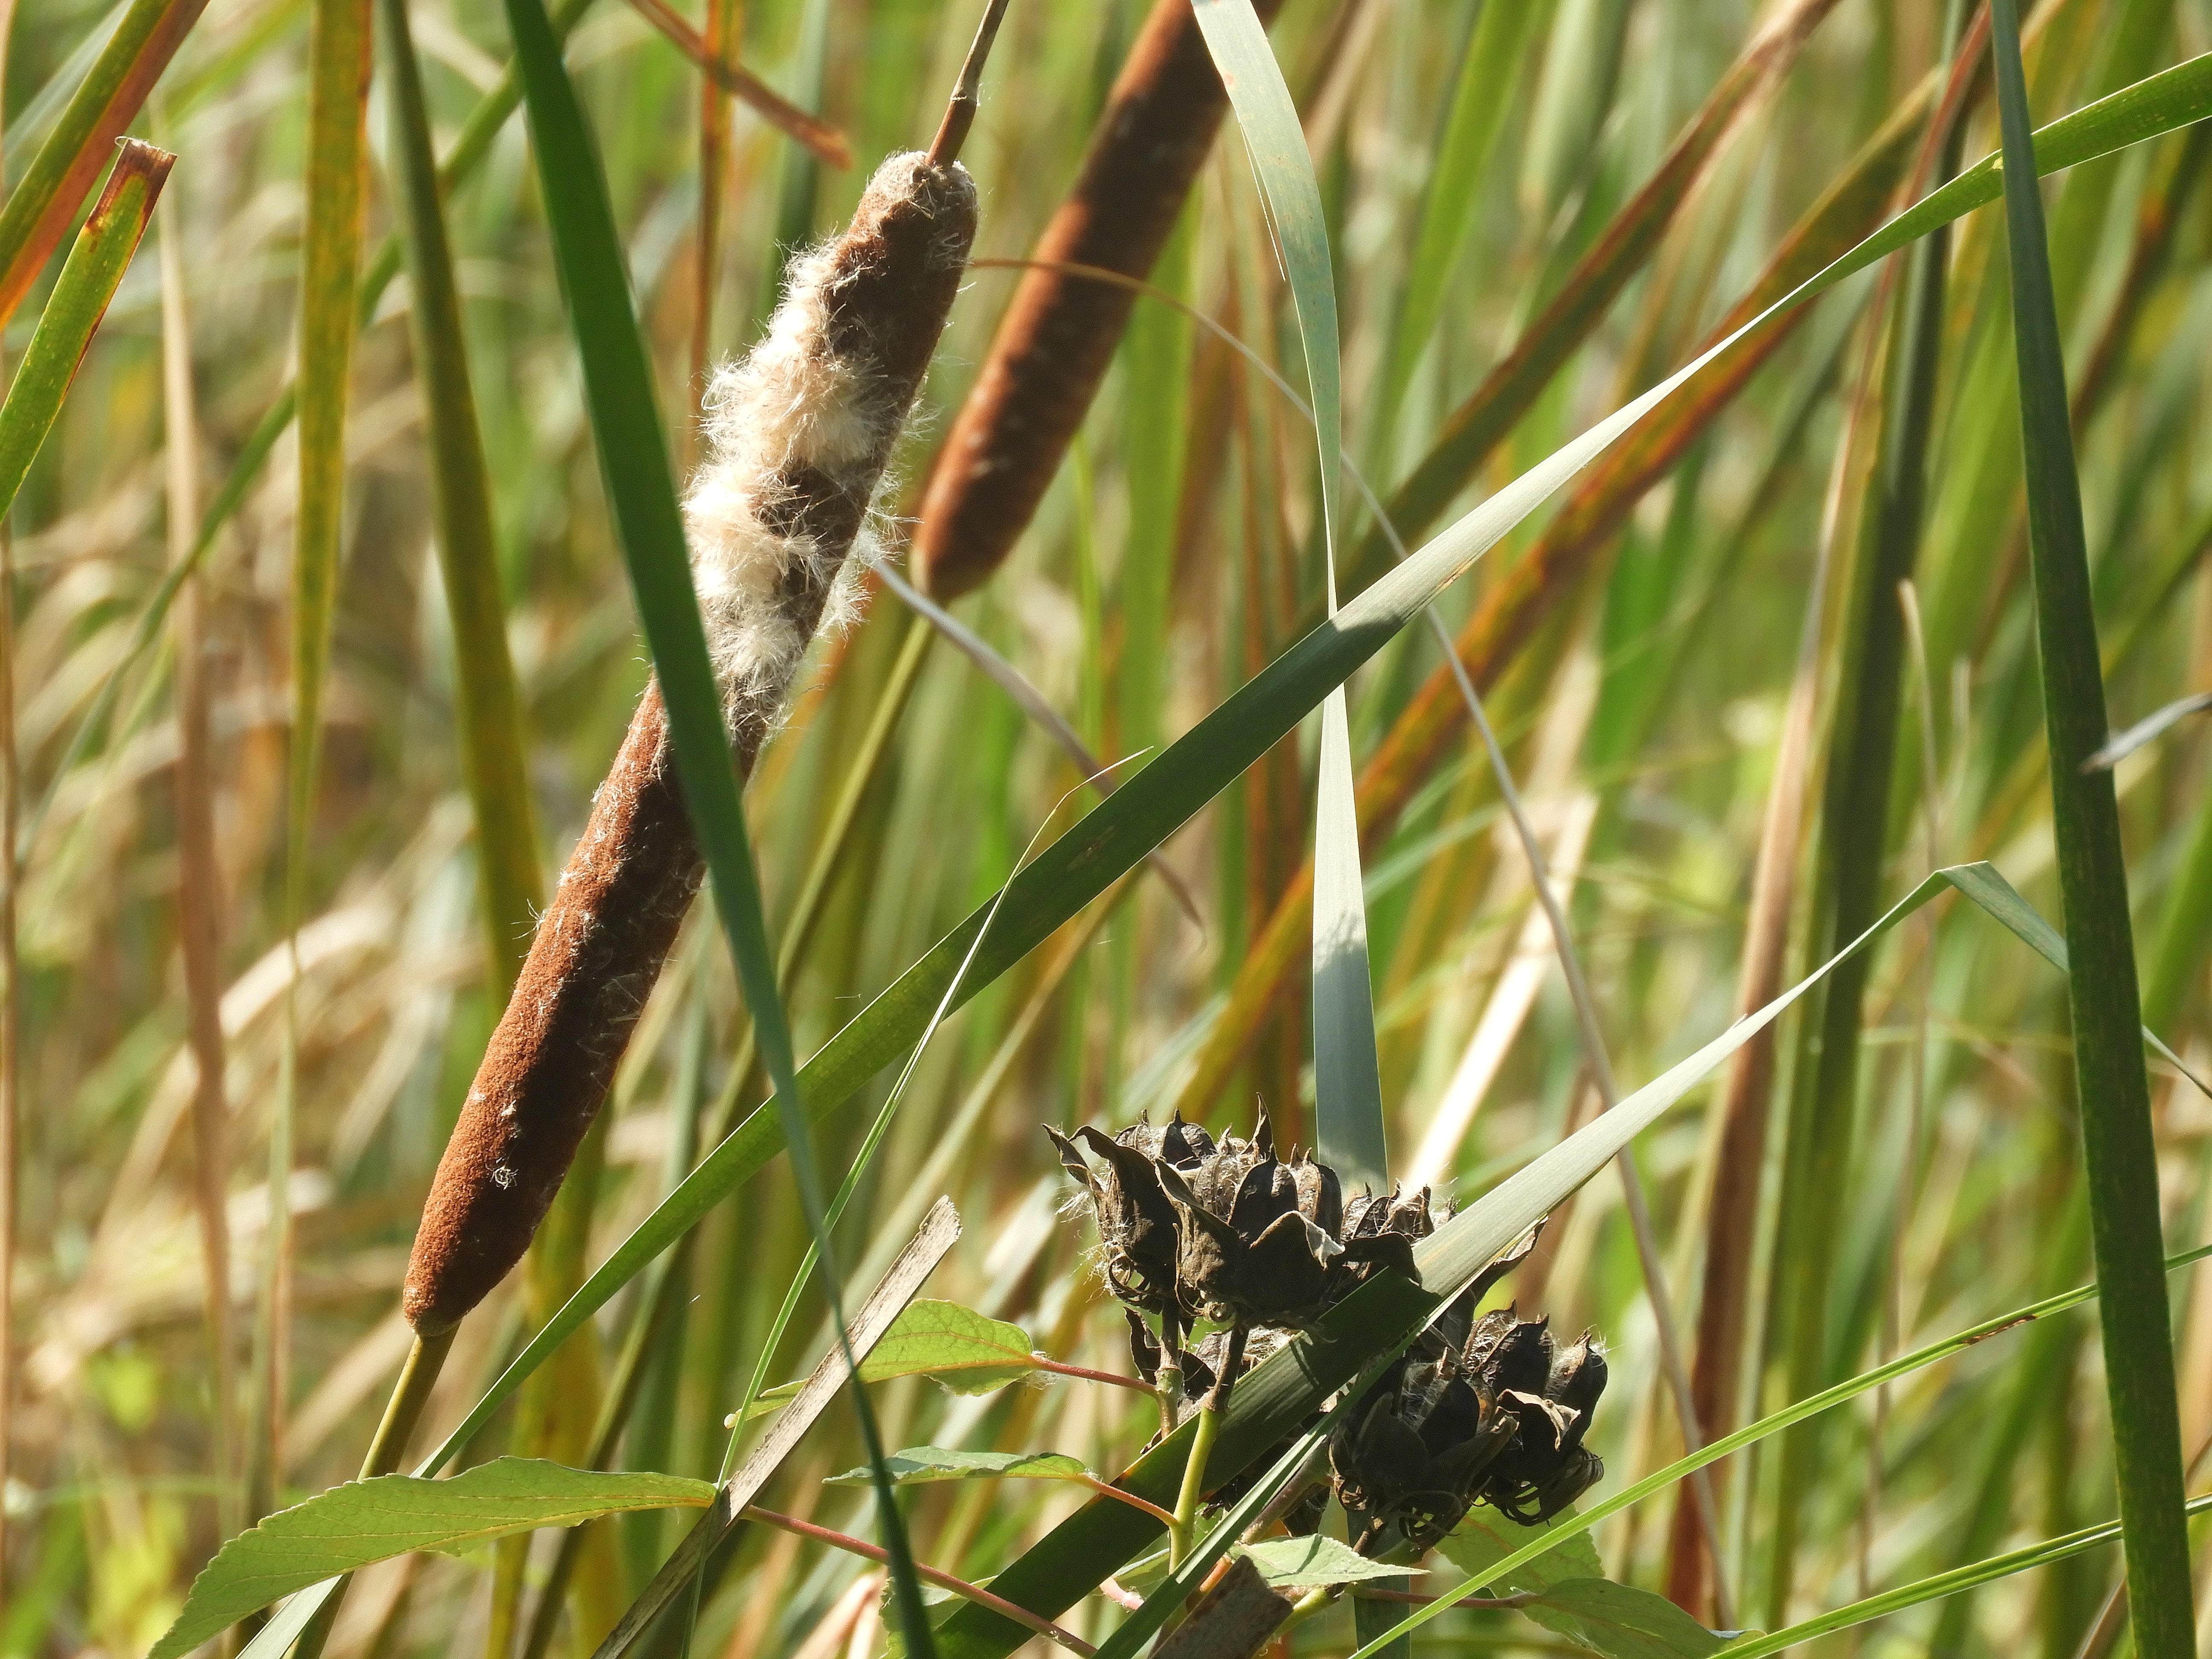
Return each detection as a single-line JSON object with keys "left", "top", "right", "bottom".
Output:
{"left": 683, "top": 151, "right": 978, "bottom": 751}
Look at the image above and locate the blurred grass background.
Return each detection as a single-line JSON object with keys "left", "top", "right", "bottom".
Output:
{"left": 3, "top": 0, "right": 2212, "bottom": 1653}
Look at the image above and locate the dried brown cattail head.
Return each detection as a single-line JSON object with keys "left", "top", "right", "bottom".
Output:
{"left": 402, "top": 151, "right": 978, "bottom": 1336}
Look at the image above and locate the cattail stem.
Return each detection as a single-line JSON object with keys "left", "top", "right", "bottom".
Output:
{"left": 927, "top": 0, "right": 1013, "bottom": 168}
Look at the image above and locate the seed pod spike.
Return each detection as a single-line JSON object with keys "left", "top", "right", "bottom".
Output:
{"left": 402, "top": 148, "right": 980, "bottom": 1336}
{"left": 928, "top": 0, "right": 1014, "bottom": 169}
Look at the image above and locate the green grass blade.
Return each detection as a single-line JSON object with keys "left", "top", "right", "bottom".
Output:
{"left": 377, "top": 0, "right": 542, "bottom": 993}
{"left": 492, "top": 0, "right": 929, "bottom": 1642}
{"left": 0, "top": 143, "right": 171, "bottom": 520}
{"left": 1990, "top": 3, "right": 2193, "bottom": 1651}
{"left": 1189, "top": 0, "right": 1384, "bottom": 1183}
{"left": 1717, "top": 1494, "right": 2212, "bottom": 1659}
{"left": 1764, "top": 1, "right": 1969, "bottom": 1612}
{"left": 0, "top": 0, "right": 207, "bottom": 329}
{"left": 411, "top": 53, "right": 2212, "bottom": 1496}
{"left": 1372, "top": 0, "right": 1545, "bottom": 449}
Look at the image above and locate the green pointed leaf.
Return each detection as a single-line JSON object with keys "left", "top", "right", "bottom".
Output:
{"left": 1239, "top": 1535, "right": 1405, "bottom": 1590}
{"left": 826, "top": 1449, "right": 1090, "bottom": 1488}
{"left": 1522, "top": 1579, "right": 1729, "bottom": 1659}
{"left": 840, "top": 1300, "right": 1038, "bottom": 1394}
{"left": 1189, "top": 0, "right": 1385, "bottom": 1189}
{"left": 732, "top": 1302, "right": 1040, "bottom": 1423}
{"left": 151, "top": 1459, "right": 711, "bottom": 1658}
{"left": 1439, "top": 1507, "right": 1606, "bottom": 1595}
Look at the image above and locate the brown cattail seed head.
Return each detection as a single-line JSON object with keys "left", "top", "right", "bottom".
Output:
{"left": 402, "top": 153, "right": 977, "bottom": 1336}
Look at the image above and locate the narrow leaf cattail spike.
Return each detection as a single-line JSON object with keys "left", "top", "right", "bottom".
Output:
{"left": 402, "top": 151, "right": 979, "bottom": 1338}
{"left": 912, "top": 0, "right": 1287, "bottom": 599}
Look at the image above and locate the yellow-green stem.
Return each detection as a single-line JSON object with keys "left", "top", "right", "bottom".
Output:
{"left": 1170, "top": 1405, "right": 1222, "bottom": 1568}
{"left": 288, "top": 1329, "right": 457, "bottom": 1659}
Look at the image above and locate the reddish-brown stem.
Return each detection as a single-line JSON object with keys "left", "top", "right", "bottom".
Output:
{"left": 1078, "top": 1474, "right": 1178, "bottom": 1530}
{"left": 741, "top": 1505, "right": 1097, "bottom": 1656}
{"left": 1029, "top": 1353, "right": 1154, "bottom": 1394}
{"left": 623, "top": 0, "right": 849, "bottom": 167}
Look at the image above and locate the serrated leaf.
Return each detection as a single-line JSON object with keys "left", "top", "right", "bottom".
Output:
{"left": 1438, "top": 1506, "right": 1606, "bottom": 1595}
{"left": 1240, "top": 1535, "right": 1405, "bottom": 1589}
{"left": 846, "top": 1300, "right": 1038, "bottom": 1394}
{"left": 1521, "top": 1578, "right": 1728, "bottom": 1659}
{"left": 732, "top": 1301, "right": 1039, "bottom": 1424}
{"left": 151, "top": 1458, "right": 711, "bottom": 1657}
{"left": 827, "top": 1448, "right": 1090, "bottom": 1487}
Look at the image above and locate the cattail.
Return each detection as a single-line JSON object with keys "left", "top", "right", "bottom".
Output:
{"left": 402, "top": 151, "right": 978, "bottom": 1336}
{"left": 908, "top": 0, "right": 1286, "bottom": 601}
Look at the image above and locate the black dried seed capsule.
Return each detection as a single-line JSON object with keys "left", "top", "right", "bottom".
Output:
{"left": 1047, "top": 1117, "right": 1212, "bottom": 1316}
{"left": 1331, "top": 1347, "right": 1517, "bottom": 1555}
{"left": 1473, "top": 1319, "right": 1609, "bottom": 1525}
{"left": 1155, "top": 1125, "right": 1348, "bottom": 1328}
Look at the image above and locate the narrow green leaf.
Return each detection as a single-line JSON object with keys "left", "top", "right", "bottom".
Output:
{"left": 1714, "top": 1495, "right": 2212, "bottom": 1659}
{"left": 0, "top": 0, "right": 208, "bottom": 329}
{"left": 824, "top": 1449, "right": 1090, "bottom": 1488}
{"left": 1524, "top": 1579, "right": 1729, "bottom": 1659}
{"left": 1189, "top": 0, "right": 1384, "bottom": 1185}
{"left": 0, "top": 143, "right": 171, "bottom": 521}
{"left": 731, "top": 1302, "right": 1047, "bottom": 1422}
{"left": 495, "top": 0, "right": 927, "bottom": 1636}
{"left": 1375, "top": 0, "right": 1547, "bottom": 441}
{"left": 2085, "top": 688, "right": 2212, "bottom": 771}
{"left": 1239, "top": 1536, "right": 1403, "bottom": 1589}
{"left": 1991, "top": 6, "right": 2194, "bottom": 1652}
{"left": 418, "top": 52, "right": 2212, "bottom": 1504}
{"left": 153, "top": 1459, "right": 710, "bottom": 1658}
{"left": 377, "top": 0, "right": 543, "bottom": 992}
{"left": 287, "top": 0, "right": 371, "bottom": 885}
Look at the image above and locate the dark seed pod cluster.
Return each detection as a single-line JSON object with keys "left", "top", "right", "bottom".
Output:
{"left": 1051, "top": 1117, "right": 1605, "bottom": 1546}
{"left": 1333, "top": 1296, "right": 1607, "bottom": 1552}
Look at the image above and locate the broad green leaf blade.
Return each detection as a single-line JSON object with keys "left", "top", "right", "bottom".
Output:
{"left": 0, "top": 143, "right": 170, "bottom": 521}
{"left": 1440, "top": 1508, "right": 1607, "bottom": 1595}
{"left": 152, "top": 1459, "right": 711, "bottom": 1658}
{"left": 825, "top": 1449, "right": 1089, "bottom": 1487}
{"left": 1715, "top": 1495, "right": 2212, "bottom": 1659}
{"left": 495, "top": 0, "right": 925, "bottom": 1636}
{"left": 1239, "top": 1535, "right": 1402, "bottom": 1589}
{"left": 418, "top": 49, "right": 2212, "bottom": 1502}
{"left": 857, "top": 1300, "right": 1038, "bottom": 1394}
{"left": 1992, "top": 4, "right": 2194, "bottom": 1652}
{"left": 0, "top": 0, "right": 207, "bottom": 330}
{"left": 1523, "top": 1579, "right": 1728, "bottom": 1659}
{"left": 1189, "top": 0, "right": 1383, "bottom": 1183}
{"left": 378, "top": 0, "right": 542, "bottom": 993}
